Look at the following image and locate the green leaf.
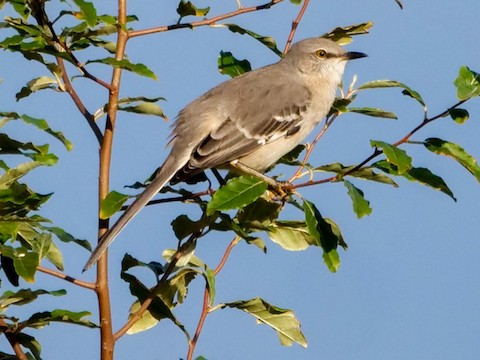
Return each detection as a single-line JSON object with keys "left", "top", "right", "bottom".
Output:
{"left": 343, "top": 180, "right": 372, "bottom": 218}
{"left": 0, "top": 288, "right": 66, "bottom": 311}
{"left": 321, "top": 22, "right": 373, "bottom": 45}
{"left": 23, "top": 309, "right": 96, "bottom": 329}
{"left": 17, "top": 333, "right": 41, "bottom": 360}
{"left": 370, "top": 140, "right": 412, "bottom": 174}
{"left": 20, "top": 114, "right": 73, "bottom": 151}
{"left": 322, "top": 248, "right": 340, "bottom": 274}
{"left": 176, "top": 0, "right": 210, "bottom": 19}
{"left": 236, "top": 197, "right": 281, "bottom": 230}
{"left": 73, "top": 0, "right": 97, "bottom": 27}
{"left": 277, "top": 144, "right": 306, "bottom": 166}
{"left": 289, "top": 0, "right": 303, "bottom": 4}
{"left": 303, "top": 200, "right": 345, "bottom": 272}
{"left": 218, "top": 51, "right": 251, "bottom": 78}
{"left": 348, "top": 107, "right": 397, "bottom": 119}
{"left": 358, "top": 80, "right": 426, "bottom": 109}
{"left": 315, "top": 162, "right": 398, "bottom": 186}
{"left": 15, "top": 76, "right": 58, "bottom": 101}
{"left": 118, "top": 102, "right": 168, "bottom": 119}
{"left": 373, "top": 160, "right": 456, "bottom": 201}
{"left": 43, "top": 226, "right": 91, "bottom": 251}
{"left": 206, "top": 175, "right": 267, "bottom": 215}
{"left": 448, "top": 108, "right": 469, "bottom": 124}
{"left": 267, "top": 221, "right": 316, "bottom": 251}
{"left": 87, "top": 58, "right": 157, "bottom": 79}
{"left": 221, "top": 24, "right": 282, "bottom": 56}
{"left": 99, "top": 191, "right": 129, "bottom": 219}
{"left": 424, "top": 138, "right": 480, "bottom": 182}
{"left": 0, "top": 161, "right": 47, "bottom": 190}
{"left": 453, "top": 66, "right": 480, "bottom": 100}
{"left": 205, "top": 268, "right": 216, "bottom": 306}
{"left": 13, "top": 250, "right": 39, "bottom": 283}
{"left": 223, "top": 297, "right": 307, "bottom": 348}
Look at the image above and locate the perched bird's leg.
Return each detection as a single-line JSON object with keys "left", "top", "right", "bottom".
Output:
{"left": 228, "top": 160, "right": 294, "bottom": 197}
{"left": 229, "top": 160, "right": 281, "bottom": 187}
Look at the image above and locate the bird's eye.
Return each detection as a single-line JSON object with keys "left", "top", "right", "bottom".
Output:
{"left": 315, "top": 49, "right": 327, "bottom": 59}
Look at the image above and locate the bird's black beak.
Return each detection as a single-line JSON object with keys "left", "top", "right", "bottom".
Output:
{"left": 345, "top": 51, "right": 368, "bottom": 60}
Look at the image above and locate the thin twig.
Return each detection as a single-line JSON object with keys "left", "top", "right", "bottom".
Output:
{"left": 37, "top": 266, "right": 96, "bottom": 290}
{"left": 284, "top": 0, "right": 310, "bottom": 53}
{"left": 186, "top": 236, "right": 241, "bottom": 360}
{"left": 0, "top": 318, "right": 27, "bottom": 360}
{"left": 128, "top": 0, "right": 284, "bottom": 38}
{"left": 56, "top": 57, "right": 103, "bottom": 144}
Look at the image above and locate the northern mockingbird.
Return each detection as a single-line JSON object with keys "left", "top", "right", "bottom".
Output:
{"left": 84, "top": 37, "right": 366, "bottom": 271}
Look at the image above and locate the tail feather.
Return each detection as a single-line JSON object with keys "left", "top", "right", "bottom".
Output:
{"left": 83, "top": 156, "right": 184, "bottom": 271}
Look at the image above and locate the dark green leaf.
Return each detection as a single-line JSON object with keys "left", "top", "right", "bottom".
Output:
{"left": 448, "top": 108, "right": 469, "bottom": 124}
{"left": 348, "top": 107, "right": 397, "bottom": 119}
{"left": 373, "top": 160, "right": 456, "bottom": 201}
{"left": 358, "top": 80, "right": 426, "bottom": 108}
{"left": 223, "top": 297, "right": 307, "bottom": 348}
{"left": 0, "top": 288, "right": 65, "bottom": 310}
{"left": 218, "top": 51, "right": 251, "bottom": 78}
{"left": 206, "top": 175, "right": 267, "bottom": 215}
{"left": 24, "top": 310, "right": 96, "bottom": 328}
{"left": 289, "top": 0, "right": 303, "bottom": 4}
{"left": 176, "top": 1, "right": 210, "bottom": 19}
{"left": 321, "top": 22, "right": 373, "bottom": 45}
{"left": 315, "top": 162, "right": 398, "bottom": 186}
{"left": 99, "top": 191, "right": 129, "bottom": 219}
{"left": 87, "top": 58, "right": 157, "bottom": 79}
{"left": 344, "top": 180, "right": 372, "bottom": 218}
{"left": 370, "top": 140, "right": 412, "bottom": 174}
{"left": 276, "top": 144, "right": 306, "bottom": 166}
{"left": 303, "top": 200, "right": 344, "bottom": 272}
{"left": 424, "top": 138, "right": 480, "bottom": 182}
{"left": 222, "top": 24, "right": 281, "bottom": 56}
{"left": 17, "top": 333, "right": 41, "bottom": 360}
{"left": 236, "top": 197, "right": 281, "bottom": 230}
{"left": 453, "top": 66, "right": 480, "bottom": 100}
{"left": 73, "top": 0, "right": 97, "bottom": 27}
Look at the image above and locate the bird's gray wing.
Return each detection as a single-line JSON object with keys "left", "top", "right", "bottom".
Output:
{"left": 173, "top": 78, "right": 312, "bottom": 181}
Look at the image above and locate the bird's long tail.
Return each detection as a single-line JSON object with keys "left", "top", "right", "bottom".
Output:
{"left": 83, "top": 156, "right": 184, "bottom": 271}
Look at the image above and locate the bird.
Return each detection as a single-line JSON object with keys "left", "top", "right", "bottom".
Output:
{"left": 83, "top": 37, "right": 367, "bottom": 271}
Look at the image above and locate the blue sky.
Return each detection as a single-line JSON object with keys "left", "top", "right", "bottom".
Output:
{"left": 1, "top": 1, "right": 480, "bottom": 359}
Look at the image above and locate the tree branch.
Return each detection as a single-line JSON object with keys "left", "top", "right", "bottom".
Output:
{"left": 37, "top": 266, "right": 96, "bottom": 290}
{"left": 56, "top": 57, "right": 103, "bottom": 144}
{"left": 0, "top": 318, "right": 27, "bottom": 360}
{"left": 284, "top": 0, "right": 310, "bottom": 53}
{"left": 186, "top": 236, "right": 241, "bottom": 360}
{"left": 128, "top": 0, "right": 284, "bottom": 38}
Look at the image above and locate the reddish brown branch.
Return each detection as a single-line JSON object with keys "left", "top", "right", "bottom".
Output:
{"left": 186, "top": 236, "right": 240, "bottom": 359}
{"left": 128, "top": 0, "right": 284, "bottom": 38}
{"left": 284, "top": 0, "right": 310, "bottom": 53}
{"left": 0, "top": 318, "right": 27, "bottom": 360}
{"left": 56, "top": 57, "right": 103, "bottom": 144}
{"left": 37, "top": 266, "right": 96, "bottom": 290}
